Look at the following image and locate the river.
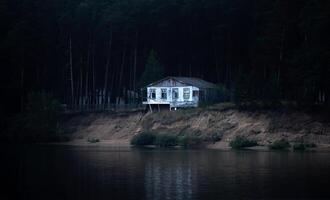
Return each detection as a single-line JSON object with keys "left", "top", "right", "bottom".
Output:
{"left": 2, "top": 145, "right": 330, "bottom": 199}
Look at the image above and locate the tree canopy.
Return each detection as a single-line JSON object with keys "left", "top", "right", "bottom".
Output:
{"left": 0, "top": 0, "right": 329, "bottom": 113}
{"left": 138, "top": 50, "right": 164, "bottom": 88}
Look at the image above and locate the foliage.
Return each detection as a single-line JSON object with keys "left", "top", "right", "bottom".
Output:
{"left": 154, "top": 134, "right": 177, "bottom": 147}
{"left": 5, "top": 92, "right": 65, "bottom": 142}
{"left": 216, "top": 84, "right": 231, "bottom": 102}
{"left": 1, "top": 0, "right": 330, "bottom": 112}
{"left": 304, "top": 143, "right": 317, "bottom": 148}
{"left": 24, "top": 92, "right": 61, "bottom": 136}
{"left": 87, "top": 137, "right": 100, "bottom": 143}
{"left": 138, "top": 50, "right": 165, "bottom": 88}
{"left": 199, "top": 101, "right": 216, "bottom": 108}
{"left": 234, "top": 70, "right": 252, "bottom": 105}
{"left": 268, "top": 140, "right": 291, "bottom": 150}
{"left": 234, "top": 70, "right": 281, "bottom": 107}
{"left": 177, "top": 135, "right": 203, "bottom": 148}
{"left": 20, "top": 92, "right": 62, "bottom": 142}
{"left": 293, "top": 143, "right": 317, "bottom": 151}
{"left": 229, "top": 136, "right": 258, "bottom": 149}
{"left": 130, "top": 132, "right": 156, "bottom": 146}
{"left": 293, "top": 143, "right": 306, "bottom": 151}
{"left": 130, "top": 132, "right": 204, "bottom": 148}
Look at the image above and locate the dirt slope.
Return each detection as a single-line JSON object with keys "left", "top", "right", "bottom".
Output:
{"left": 61, "top": 104, "right": 330, "bottom": 145}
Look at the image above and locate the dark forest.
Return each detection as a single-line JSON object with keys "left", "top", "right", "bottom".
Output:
{"left": 1, "top": 0, "right": 330, "bottom": 116}
{"left": 2, "top": 2, "right": 330, "bottom": 199}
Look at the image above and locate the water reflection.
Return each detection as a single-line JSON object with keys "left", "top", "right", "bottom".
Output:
{"left": 144, "top": 152, "right": 196, "bottom": 200}
{"left": 2, "top": 146, "right": 330, "bottom": 200}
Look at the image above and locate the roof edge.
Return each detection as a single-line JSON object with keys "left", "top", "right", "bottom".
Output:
{"left": 146, "top": 76, "right": 218, "bottom": 88}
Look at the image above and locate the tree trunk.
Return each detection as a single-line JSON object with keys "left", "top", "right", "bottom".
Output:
{"left": 118, "top": 46, "right": 127, "bottom": 104}
{"left": 133, "top": 30, "right": 138, "bottom": 92}
{"left": 103, "top": 31, "right": 113, "bottom": 109}
{"left": 69, "top": 35, "right": 74, "bottom": 108}
{"left": 85, "top": 71, "right": 89, "bottom": 110}
{"left": 212, "top": 33, "right": 220, "bottom": 83}
{"left": 20, "top": 67, "right": 25, "bottom": 112}
{"left": 278, "top": 24, "right": 286, "bottom": 87}
{"left": 110, "top": 66, "right": 116, "bottom": 105}
{"left": 79, "top": 67, "right": 83, "bottom": 109}
{"left": 92, "top": 39, "right": 96, "bottom": 108}
{"left": 86, "top": 36, "right": 91, "bottom": 110}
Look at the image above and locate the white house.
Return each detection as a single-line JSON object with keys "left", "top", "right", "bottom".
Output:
{"left": 142, "top": 77, "right": 220, "bottom": 111}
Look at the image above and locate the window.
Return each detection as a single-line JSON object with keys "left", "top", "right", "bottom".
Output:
{"left": 183, "top": 88, "right": 190, "bottom": 100}
{"left": 161, "top": 89, "right": 167, "bottom": 99}
{"left": 149, "top": 89, "right": 156, "bottom": 99}
{"left": 172, "top": 88, "right": 178, "bottom": 99}
{"left": 193, "top": 90, "right": 199, "bottom": 97}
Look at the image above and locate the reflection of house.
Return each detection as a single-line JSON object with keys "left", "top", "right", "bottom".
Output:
{"left": 142, "top": 77, "right": 220, "bottom": 111}
{"left": 145, "top": 161, "right": 196, "bottom": 200}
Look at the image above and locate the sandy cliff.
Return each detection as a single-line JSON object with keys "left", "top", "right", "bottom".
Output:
{"left": 61, "top": 104, "right": 330, "bottom": 145}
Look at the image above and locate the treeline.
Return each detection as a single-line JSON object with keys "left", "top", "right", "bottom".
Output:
{"left": 1, "top": 0, "right": 330, "bottom": 115}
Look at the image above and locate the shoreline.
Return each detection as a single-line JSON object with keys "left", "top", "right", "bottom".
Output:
{"left": 46, "top": 139, "right": 330, "bottom": 152}
{"left": 54, "top": 106, "right": 330, "bottom": 150}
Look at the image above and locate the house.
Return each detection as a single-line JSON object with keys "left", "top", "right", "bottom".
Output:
{"left": 142, "top": 77, "right": 220, "bottom": 111}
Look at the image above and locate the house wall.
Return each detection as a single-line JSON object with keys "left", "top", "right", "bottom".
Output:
{"left": 146, "top": 86, "right": 199, "bottom": 108}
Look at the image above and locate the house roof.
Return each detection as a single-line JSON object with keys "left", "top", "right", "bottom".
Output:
{"left": 147, "top": 76, "right": 219, "bottom": 89}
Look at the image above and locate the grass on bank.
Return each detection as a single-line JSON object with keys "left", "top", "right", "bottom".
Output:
{"left": 229, "top": 136, "right": 258, "bottom": 149}
{"left": 131, "top": 132, "right": 203, "bottom": 148}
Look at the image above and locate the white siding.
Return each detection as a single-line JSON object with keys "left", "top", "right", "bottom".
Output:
{"left": 145, "top": 86, "right": 199, "bottom": 108}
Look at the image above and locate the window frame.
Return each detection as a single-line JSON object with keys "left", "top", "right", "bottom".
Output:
{"left": 172, "top": 88, "right": 179, "bottom": 99}
{"left": 161, "top": 88, "right": 167, "bottom": 99}
{"left": 149, "top": 89, "right": 156, "bottom": 99}
{"left": 183, "top": 88, "right": 190, "bottom": 100}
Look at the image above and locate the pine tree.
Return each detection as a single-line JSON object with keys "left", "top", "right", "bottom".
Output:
{"left": 138, "top": 50, "right": 164, "bottom": 88}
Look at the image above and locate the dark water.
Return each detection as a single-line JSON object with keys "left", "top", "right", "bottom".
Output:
{"left": 2, "top": 145, "right": 330, "bottom": 200}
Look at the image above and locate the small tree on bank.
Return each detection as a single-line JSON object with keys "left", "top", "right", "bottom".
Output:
{"left": 138, "top": 50, "right": 164, "bottom": 88}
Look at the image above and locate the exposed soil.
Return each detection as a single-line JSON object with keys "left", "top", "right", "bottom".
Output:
{"left": 60, "top": 104, "right": 330, "bottom": 148}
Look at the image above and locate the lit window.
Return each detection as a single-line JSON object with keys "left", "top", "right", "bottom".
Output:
{"left": 183, "top": 88, "right": 190, "bottom": 99}
{"left": 161, "top": 89, "right": 167, "bottom": 99}
{"left": 149, "top": 89, "right": 156, "bottom": 99}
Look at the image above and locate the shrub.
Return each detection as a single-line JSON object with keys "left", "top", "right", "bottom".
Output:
{"left": 304, "top": 143, "right": 317, "bottom": 148}
{"left": 154, "top": 134, "right": 177, "bottom": 147}
{"left": 178, "top": 136, "right": 203, "bottom": 148}
{"left": 130, "top": 132, "right": 156, "bottom": 146}
{"left": 87, "top": 138, "right": 100, "bottom": 143}
{"left": 293, "top": 143, "right": 306, "bottom": 151}
{"left": 269, "top": 140, "right": 291, "bottom": 150}
{"left": 229, "top": 136, "right": 258, "bottom": 149}
{"left": 293, "top": 143, "right": 317, "bottom": 151}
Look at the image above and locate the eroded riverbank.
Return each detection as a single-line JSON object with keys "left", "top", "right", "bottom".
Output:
{"left": 59, "top": 104, "right": 330, "bottom": 148}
